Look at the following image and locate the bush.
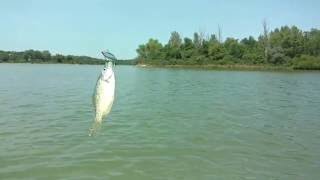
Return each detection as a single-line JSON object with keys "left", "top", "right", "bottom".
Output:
{"left": 292, "top": 55, "right": 320, "bottom": 70}
{"left": 268, "top": 47, "right": 289, "bottom": 64}
{"left": 242, "top": 53, "right": 264, "bottom": 64}
{"left": 218, "top": 55, "right": 236, "bottom": 65}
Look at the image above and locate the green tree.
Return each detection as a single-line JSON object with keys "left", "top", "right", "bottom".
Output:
{"left": 208, "top": 40, "right": 225, "bottom": 62}
{"left": 136, "top": 44, "right": 147, "bottom": 59}
{"left": 241, "top": 36, "right": 264, "bottom": 64}
{"left": 165, "top": 32, "right": 182, "bottom": 60}
{"left": 42, "top": 50, "right": 51, "bottom": 61}
{"left": 181, "top": 37, "right": 194, "bottom": 61}
{"left": 267, "top": 46, "right": 288, "bottom": 64}
{"left": 0, "top": 52, "right": 9, "bottom": 62}
{"left": 304, "top": 28, "right": 320, "bottom": 56}
{"left": 224, "top": 38, "right": 244, "bottom": 60}
{"left": 136, "top": 38, "right": 163, "bottom": 63}
{"left": 193, "top": 32, "right": 202, "bottom": 49}
{"left": 269, "top": 26, "right": 304, "bottom": 58}
{"left": 168, "top": 31, "right": 182, "bottom": 48}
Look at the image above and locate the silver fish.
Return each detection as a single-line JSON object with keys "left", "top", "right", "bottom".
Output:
{"left": 90, "top": 62, "right": 115, "bottom": 135}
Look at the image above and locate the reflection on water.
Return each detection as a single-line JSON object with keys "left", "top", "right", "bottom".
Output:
{"left": 0, "top": 64, "right": 320, "bottom": 179}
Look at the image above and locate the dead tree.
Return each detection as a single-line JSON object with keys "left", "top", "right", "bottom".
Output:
{"left": 218, "top": 25, "right": 222, "bottom": 43}
{"left": 262, "top": 19, "right": 269, "bottom": 63}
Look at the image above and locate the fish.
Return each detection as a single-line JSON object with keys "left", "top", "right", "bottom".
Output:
{"left": 89, "top": 61, "right": 115, "bottom": 136}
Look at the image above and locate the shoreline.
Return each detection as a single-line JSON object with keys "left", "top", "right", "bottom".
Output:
{"left": 136, "top": 64, "right": 297, "bottom": 71}
{"left": 0, "top": 62, "right": 104, "bottom": 66}
{"left": 2, "top": 62, "right": 319, "bottom": 71}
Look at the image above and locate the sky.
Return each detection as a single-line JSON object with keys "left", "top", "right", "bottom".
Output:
{"left": 1, "top": 0, "right": 320, "bottom": 59}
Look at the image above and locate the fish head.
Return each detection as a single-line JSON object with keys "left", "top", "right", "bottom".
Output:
{"left": 101, "top": 63, "right": 113, "bottom": 81}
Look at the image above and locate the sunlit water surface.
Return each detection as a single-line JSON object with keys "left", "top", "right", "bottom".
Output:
{"left": 0, "top": 64, "right": 319, "bottom": 179}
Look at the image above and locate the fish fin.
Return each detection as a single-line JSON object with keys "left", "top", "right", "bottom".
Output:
{"left": 88, "top": 120, "right": 102, "bottom": 137}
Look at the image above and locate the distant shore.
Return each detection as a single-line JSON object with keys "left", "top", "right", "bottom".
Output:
{"left": 136, "top": 64, "right": 320, "bottom": 71}
{"left": 0, "top": 49, "right": 136, "bottom": 65}
{"left": 0, "top": 61, "right": 102, "bottom": 65}
{"left": 1, "top": 62, "right": 319, "bottom": 71}
{"left": 0, "top": 60, "right": 135, "bottom": 66}
{"left": 135, "top": 26, "right": 320, "bottom": 71}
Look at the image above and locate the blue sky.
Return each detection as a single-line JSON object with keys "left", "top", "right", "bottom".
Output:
{"left": 1, "top": 0, "right": 320, "bottom": 59}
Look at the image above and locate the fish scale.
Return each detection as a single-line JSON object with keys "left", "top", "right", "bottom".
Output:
{"left": 93, "top": 63, "right": 115, "bottom": 122}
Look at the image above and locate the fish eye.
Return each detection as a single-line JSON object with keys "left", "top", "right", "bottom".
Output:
{"left": 103, "top": 68, "right": 106, "bottom": 70}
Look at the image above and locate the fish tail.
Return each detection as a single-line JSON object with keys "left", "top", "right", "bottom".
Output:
{"left": 88, "top": 118, "right": 102, "bottom": 136}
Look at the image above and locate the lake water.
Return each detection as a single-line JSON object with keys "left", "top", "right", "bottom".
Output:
{"left": 0, "top": 64, "right": 320, "bottom": 179}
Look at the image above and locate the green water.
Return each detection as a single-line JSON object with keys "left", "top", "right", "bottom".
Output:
{"left": 1, "top": 64, "right": 320, "bottom": 179}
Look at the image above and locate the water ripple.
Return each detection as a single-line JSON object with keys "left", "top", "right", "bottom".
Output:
{"left": 0, "top": 64, "right": 320, "bottom": 179}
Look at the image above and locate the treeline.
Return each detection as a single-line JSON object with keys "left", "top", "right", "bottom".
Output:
{"left": 136, "top": 25, "right": 320, "bottom": 70}
{"left": 0, "top": 49, "right": 137, "bottom": 65}
{"left": 115, "top": 59, "right": 137, "bottom": 65}
{"left": 0, "top": 49, "right": 104, "bottom": 64}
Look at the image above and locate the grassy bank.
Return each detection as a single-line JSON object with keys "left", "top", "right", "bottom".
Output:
{"left": 137, "top": 55, "right": 320, "bottom": 71}
{"left": 136, "top": 64, "right": 302, "bottom": 71}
